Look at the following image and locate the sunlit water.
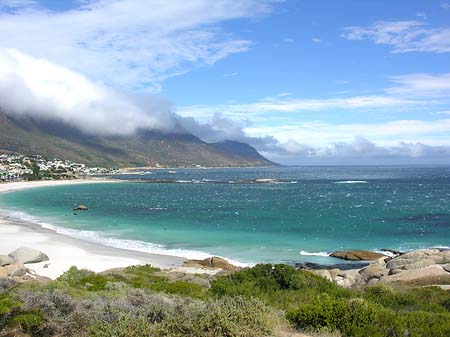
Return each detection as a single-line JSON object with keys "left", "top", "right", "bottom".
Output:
{"left": 1, "top": 166, "right": 449, "bottom": 266}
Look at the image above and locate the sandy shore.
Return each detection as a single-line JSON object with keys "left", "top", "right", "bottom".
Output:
{"left": 0, "top": 179, "right": 186, "bottom": 279}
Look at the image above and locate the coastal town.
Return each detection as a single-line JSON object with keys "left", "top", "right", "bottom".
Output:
{"left": 0, "top": 153, "right": 119, "bottom": 181}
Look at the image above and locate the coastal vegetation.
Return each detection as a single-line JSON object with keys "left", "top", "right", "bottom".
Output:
{"left": 1, "top": 263, "right": 450, "bottom": 336}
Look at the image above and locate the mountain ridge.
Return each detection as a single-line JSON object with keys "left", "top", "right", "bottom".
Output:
{"left": 0, "top": 110, "right": 274, "bottom": 168}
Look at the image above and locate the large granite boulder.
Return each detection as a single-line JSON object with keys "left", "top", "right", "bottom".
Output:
{"left": 9, "top": 246, "right": 49, "bottom": 265}
{"left": 184, "top": 256, "right": 239, "bottom": 271}
{"left": 5, "top": 263, "right": 26, "bottom": 277}
{"left": 386, "top": 249, "right": 445, "bottom": 270}
{"left": 0, "top": 254, "right": 15, "bottom": 266}
{"left": 330, "top": 250, "right": 386, "bottom": 261}
{"left": 380, "top": 266, "right": 450, "bottom": 285}
{"left": 444, "top": 264, "right": 450, "bottom": 273}
{"left": 311, "top": 269, "right": 332, "bottom": 281}
{"left": 359, "top": 264, "right": 388, "bottom": 283}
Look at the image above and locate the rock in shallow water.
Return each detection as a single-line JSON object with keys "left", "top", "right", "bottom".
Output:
{"left": 330, "top": 250, "right": 386, "bottom": 261}
{"left": 73, "top": 205, "right": 88, "bottom": 211}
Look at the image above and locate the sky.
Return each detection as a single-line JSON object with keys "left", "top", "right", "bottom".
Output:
{"left": 0, "top": 0, "right": 449, "bottom": 165}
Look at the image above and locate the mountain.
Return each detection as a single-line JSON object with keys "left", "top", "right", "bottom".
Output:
{"left": 0, "top": 110, "right": 273, "bottom": 168}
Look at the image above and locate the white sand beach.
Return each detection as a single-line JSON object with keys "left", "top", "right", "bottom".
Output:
{"left": 0, "top": 179, "right": 186, "bottom": 279}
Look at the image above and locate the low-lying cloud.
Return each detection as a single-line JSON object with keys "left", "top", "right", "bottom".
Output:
{"left": 0, "top": 48, "right": 178, "bottom": 135}
{"left": 0, "top": 47, "right": 273, "bottom": 148}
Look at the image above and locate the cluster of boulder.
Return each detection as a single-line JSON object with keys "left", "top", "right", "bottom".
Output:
{"left": 309, "top": 248, "right": 450, "bottom": 288}
{"left": 0, "top": 246, "right": 51, "bottom": 283}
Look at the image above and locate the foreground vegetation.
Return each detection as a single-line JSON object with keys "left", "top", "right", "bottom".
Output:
{"left": 1, "top": 264, "right": 450, "bottom": 336}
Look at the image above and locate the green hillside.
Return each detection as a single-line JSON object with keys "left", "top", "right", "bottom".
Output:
{"left": 0, "top": 111, "right": 273, "bottom": 168}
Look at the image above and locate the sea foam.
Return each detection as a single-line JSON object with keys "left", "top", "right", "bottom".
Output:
{"left": 299, "top": 250, "right": 329, "bottom": 257}
{"left": 334, "top": 180, "right": 368, "bottom": 184}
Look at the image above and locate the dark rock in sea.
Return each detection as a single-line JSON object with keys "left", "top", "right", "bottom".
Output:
{"left": 330, "top": 250, "right": 386, "bottom": 261}
{"left": 73, "top": 205, "right": 88, "bottom": 211}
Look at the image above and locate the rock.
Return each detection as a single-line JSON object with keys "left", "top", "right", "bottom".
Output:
{"left": 386, "top": 249, "right": 446, "bottom": 270}
{"left": 328, "top": 268, "right": 341, "bottom": 279}
{"left": 34, "top": 275, "right": 52, "bottom": 284}
{"left": 380, "top": 266, "right": 450, "bottom": 286}
{"left": 359, "top": 265, "right": 387, "bottom": 282}
{"left": 9, "top": 246, "right": 49, "bottom": 264}
{"left": 387, "top": 258, "right": 438, "bottom": 271}
{"left": 440, "top": 250, "right": 450, "bottom": 263}
{"left": 372, "top": 256, "right": 390, "bottom": 267}
{"left": 333, "top": 275, "right": 354, "bottom": 288}
{"left": 0, "top": 266, "right": 8, "bottom": 279}
{"left": 367, "top": 278, "right": 380, "bottom": 286}
{"left": 73, "top": 205, "right": 88, "bottom": 211}
{"left": 311, "top": 269, "right": 332, "bottom": 281}
{"left": 5, "top": 263, "right": 26, "bottom": 277}
{"left": 330, "top": 250, "right": 386, "bottom": 261}
{"left": 389, "top": 268, "right": 404, "bottom": 275}
{"left": 443, "top": 264, "right": 450, "bottom": 273}
{"left": 183, "top": 256, "right": 239, "bottom": 271}
{"left": 0, "top": 254, "right": 15, "bottom": 266}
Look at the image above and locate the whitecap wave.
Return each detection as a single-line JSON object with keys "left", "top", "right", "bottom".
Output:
{"left": 334, "top": 180, "right": 368, "bottom": 184}
{"left": 299, "top": 250, "right": 329, "bottom": 257}
{"left": 0, "top": 208, "right": 251, "bottom": 268}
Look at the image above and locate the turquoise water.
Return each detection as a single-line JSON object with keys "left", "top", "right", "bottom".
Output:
{"left": 1, "top": 167, "right": 450, "bottom": 265}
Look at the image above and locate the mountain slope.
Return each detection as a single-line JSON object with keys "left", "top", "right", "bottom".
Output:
{"left": 0, "top": 111, "right": 273, "bottom": 168}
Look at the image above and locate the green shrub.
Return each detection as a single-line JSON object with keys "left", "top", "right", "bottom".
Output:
{"left": 57, "top": 266, "right": 108, "bottom": 291}
{"left": 10, "top": 310, "right": 44, "bottom": 333}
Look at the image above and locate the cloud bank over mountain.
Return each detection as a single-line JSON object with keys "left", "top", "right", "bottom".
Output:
{"left": 0, "top": 48, "right": 177, "bottom": 135}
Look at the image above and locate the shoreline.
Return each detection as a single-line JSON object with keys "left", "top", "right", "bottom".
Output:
{"left": 0, "top": 179, "right": 187, "bottom": 279}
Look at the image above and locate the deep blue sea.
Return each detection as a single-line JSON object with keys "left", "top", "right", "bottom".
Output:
{"left": 1, "top": 166, "right": 450, "bottom": 266}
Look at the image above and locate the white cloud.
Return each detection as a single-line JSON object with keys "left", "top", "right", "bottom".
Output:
{"left": 268, "top": 137, "right": 450, "bottom": 165}
{"left": 177, "top": 95, "right": 417, "bottom": 121}
{"left": 387, "top": 73, "right": 450, "bottom": 97}
{"left": 416, "top": 12, "right": 427, "bottom": 20}
{"left": 0, "top": 0, "right": 36, "bottom": 9}
{"left": 243, "top": 118, "right": 450, "bottom": 152}
{"left": 442, "top": 3, "right": 450, "bottom": 10}
{"left": 342, "top": 21, "right": 450, "bottom": 53}
{"left": 0, "top": 0, "right": 276, "bottom": 91}
{"left": 0, "top": 48, "right": 177, "bottom": 135}
{"left": 0, "top": 47, "right": 276, "bottom": 147}
{"left": 312, "top": 37, "right": 322, "bottom": 43}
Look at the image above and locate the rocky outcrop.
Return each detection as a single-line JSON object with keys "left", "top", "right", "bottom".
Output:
{"left": 183, "top": 256, "right": 239, "bottom": 271}
{"left": 1, "top": 247, "right": 50, "bottom": 282}
{"left": 309, "top": 248, "right": 450, "bottom": 288}
{"left": 330, "top": 250, "right": 387, "bottom": 261}
{"left": 73, "top": 205, "right": 88, "bottom": 211}
{"left": 0, "top": 254, "right": 15, "bottom": 266}
{"left": 9, "top": 246, "right": 49, "bottom": 264}
{"left": 4, "top": 263, "right": 26, "bottom": 277}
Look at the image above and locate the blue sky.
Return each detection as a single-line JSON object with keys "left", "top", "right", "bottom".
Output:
{"left": 0, "top": 0, "right": 450, "bottom": 164}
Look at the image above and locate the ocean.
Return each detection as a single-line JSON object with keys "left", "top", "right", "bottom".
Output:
{"left": 1, "top": 166, "right": 449, "bottom": 266}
